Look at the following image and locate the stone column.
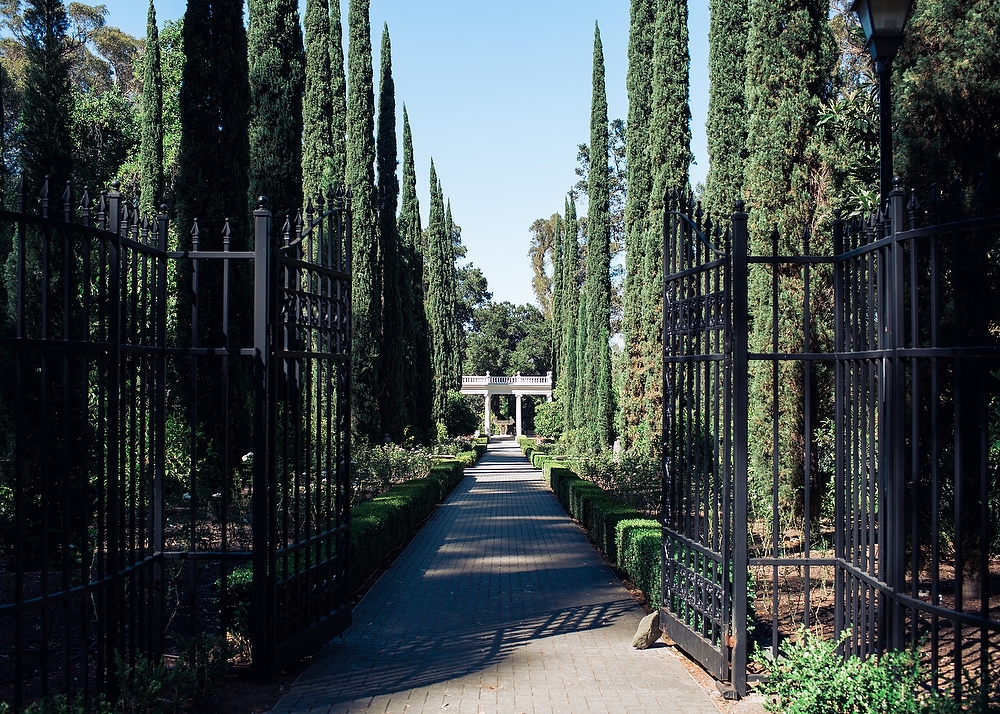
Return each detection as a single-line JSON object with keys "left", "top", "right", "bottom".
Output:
{"left": 515, "top": 393, "right": 523, "bottom": 438}
{"left": 484, "top": 392, "right": 491, "bottom": 436}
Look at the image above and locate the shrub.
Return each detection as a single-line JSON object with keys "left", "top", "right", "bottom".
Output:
{"left": 533, "top": 398, "right": 563, "bottom": 438}
{"left": 756, "top": 631, "right": 963, "bottom": 714}
{"left": 443, "top": 390, "right": 479, "bottom": 437}
{"left": 617, "top": 518, "right": 661, "bottom": 608}
{"left": 352, "top": 443, "right": 434, "bottom": 506}
{"left": 589, "top": 499, "right": 644, "bottom": 565}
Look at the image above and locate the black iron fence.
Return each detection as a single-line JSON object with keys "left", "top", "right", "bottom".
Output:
{"left": 661, "top": 182, "right": 1000, "bottom": 703}
{"left": 0, "top": 178, "right": 352, "bottom": 710}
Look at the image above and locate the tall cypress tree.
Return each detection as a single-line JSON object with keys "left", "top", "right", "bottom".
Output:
{"left": 19, "top": 0, "right": 73, "bottom": 192}
{"left": 561, "top": 195, "right": 580, "bottom": 431}
{"left": 551, "top": 211, "right": 564, "bottom": 379}
{"left": 376, "top": 24, "right": 404, "bottom": 442}
{"left": 638, "top": 0, "right": 690, "bottom": 458}
{"left": 329, "top": 0, "right": 347, "bottom": 186}
{"left": 426, "top": 160, "right": 458, "bottom": 424}
{"left": 174, "top": 0, "right": 252, "bottom": 478}
{"left": 585, "top": 23, "right": 614, "bottom": 450}
{"left": 347, "top": 0, "right": 380, "bottom": 442}
{"left": 302, "top": 0, "right": 334, "bottom": 202}
{"left": 398, "top": 107, "right": 433, "bottom": 440}
{"left": 572, "top": 291, "right": 588, "bottom": 432}
{"left": 444, "top": 199, "right": 462, "bottom": 381}
{"left": 704, "top": 0, "right": 749, "bottom": 221}
{"left": 621, "top": 0, "right": 655, "bottom": 452}
{"left": 743, "top": 0, "right": 835, "bottom": 517}
{"left": 248, "top": 0, "right": 304, "bottom": 234}
{"left": 140, "top": 0, "right": 164, "bottom": 216}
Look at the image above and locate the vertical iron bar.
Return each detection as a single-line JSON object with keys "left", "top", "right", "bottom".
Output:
{"left": 832, "top": 213, "right": 845, "bottom": 642}
{"left": 732, "top": 203, "right": 749, "bottom": 697}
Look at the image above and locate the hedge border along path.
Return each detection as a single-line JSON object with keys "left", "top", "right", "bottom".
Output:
{"left": 518, "top": 437, "right": 662, "bottom": 610}
{"left": 274, "top": 436, "right": 718, "bottom": 714}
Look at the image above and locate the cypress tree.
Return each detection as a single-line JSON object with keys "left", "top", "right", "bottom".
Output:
{"left": 140, "top": 0, "right": 164, "bottom": 216}
{"left": 743, "top": 0, "right": 835, "bottom": 518}
{"left": 572, "top": 291, "right": 588, "bottom": 432}
{"left": 621, "top": 0, "right": 655, "bottom": 452}
{"left": 329, "top": 0, "right": 347, "bottom": 186}
{"left": 426, "top": 160, "right": 458, "bottom": 424}
{"left": 174, "top": 0, "right": 252, "bottom": 481}
{"left": 302, "top": 0, "right": 334, "bottom": 202}
{"left": 398, "top": 107, "right": 433, "bottom": 440}
{"left": 19, "top": 0, "right": 74, "bottom": 192}
{"left": 704, "top": 0, "right": 749, "bottom": 221}
{"left": 561, "top": 195, "right": 580, "bottom": 431}
{"left": 376, "top": 24, "right": 404, "bottom": 442}
{"left": 551, "top": 211, "right": 564, "bottom": 379}
{"left": 444, "top": 199, "right": 462, "bottom": 380}
{"left": 585, "top": 23, "right": 614, "bottom": 451}
{"left": 347, "top": 0, "right": 380, "bottom": 442}
{"left": 248, "top": 0, "right": 304, "bottom": 234}
{"left": 638, "top": 0, "right": 690, "bottom": 458}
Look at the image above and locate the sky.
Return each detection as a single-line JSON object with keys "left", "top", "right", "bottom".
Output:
{"left": 101, "top": 1, "right": 711, "bottom": 309}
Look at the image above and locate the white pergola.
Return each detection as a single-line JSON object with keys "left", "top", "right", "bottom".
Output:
{"left": 460, "top": 372, "right": 553, "bottom": 438}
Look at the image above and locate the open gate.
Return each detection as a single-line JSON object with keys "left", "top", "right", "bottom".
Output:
{"left": 659, "top": 190, "right": 748, "bottom": 690}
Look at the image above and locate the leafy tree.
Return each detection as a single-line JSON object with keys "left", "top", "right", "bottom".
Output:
{"left": 703, "top": 0, "right": 748, "bottom": 222}
{"left": 620, "top": 0, "right": 654, "bottom": 453}
{"left": 463, "top": 301, "right": 551, "bottom": 378}
{"left": 346, "top": 0, "right": 379, "bottom": 442}
{"left": 574, "top": 118, "right": 626, "bottom": 250}
{"left": 139, "top": 0, "right": 162, "bottom": 214}
{"left": 744, "top": 0, "right": 836, "bottom": 519}
{"left": 376, "top": 24, "right": 404, "bottom": 442}
{"left": 302, "top": 0, "right": 335, "bottom": 203}
{"left": 584, "top": 22, "right": 614, "bottom": 451}
{"left": 248, "top": 0, "right": 304, "bottom": 235}
{"left": 527, "top": 213, "right": 557, "bottom": 314}
{"left": 456, "top": 262, "right": 491, "bottom": 336}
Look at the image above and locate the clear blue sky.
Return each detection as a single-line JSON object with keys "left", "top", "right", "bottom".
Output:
{"left": 103, "top": 1, "right": 710, "bottom": 308}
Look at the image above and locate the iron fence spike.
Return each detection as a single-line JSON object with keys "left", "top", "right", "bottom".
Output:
{"left": 39, "top": 175, "right": 49, "bottom": 200}
{"left": 222, "top": 218, "right": 232, "bottom": 238}
{"left": 191, "top": 218, "right": 199, "bottom": 238}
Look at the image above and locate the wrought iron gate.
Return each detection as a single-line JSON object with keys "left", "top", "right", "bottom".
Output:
{"left": 662, "top": 183, "right": 1000, "bottom": 703}
{"left": 0, "top": 179, "right": 353, "bottom": 709}
{"left": 660, "top": 190, "right": 747, "bottom": 685}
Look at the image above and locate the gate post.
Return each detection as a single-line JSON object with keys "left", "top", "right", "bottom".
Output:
{"left": 251, "top": 197, "right": 273, "bottom": 679}
{"left": 888, "top": 181, "right": 907, "bottom": 651}
{"left": 731, "top": 201, "right": 750, "bottom": 697}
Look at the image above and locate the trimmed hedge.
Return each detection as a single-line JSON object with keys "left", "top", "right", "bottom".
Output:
{"left": 519, "top": 446, "right": 662, "bottom": 611}
{"left": 351, "top": 458, "right": 464, "bottom": 587}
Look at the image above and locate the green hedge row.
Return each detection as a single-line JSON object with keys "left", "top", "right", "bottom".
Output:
{"left": 518, "top": 443, "right": 661, "bottom": 609}
{"left": 351, "top": 458, "right": 465, "bottom": 587}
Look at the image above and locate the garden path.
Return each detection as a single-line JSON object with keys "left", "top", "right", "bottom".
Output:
{"left": 272, "top": 436, "right": 720, "bottom": 714}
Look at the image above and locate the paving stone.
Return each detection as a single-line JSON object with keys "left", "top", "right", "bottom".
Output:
{"left": 272, "top": 438, "right": 720, "bottom": 714}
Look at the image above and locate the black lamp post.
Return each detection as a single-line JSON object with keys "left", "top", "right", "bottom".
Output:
{"left": 851, "top": 0, "right": 915, "bottom": 199}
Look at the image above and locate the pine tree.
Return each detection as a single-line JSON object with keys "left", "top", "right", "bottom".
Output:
{"left": 638, "top": 0, "right": 690, "bottom": 458}
{"left": 743, "top": 0, "right": 835, "bottom": 517}
{"left": 248, "top": 0, "right": 304, "bottom": 234}
{"left": 703, "top": 0, "right": 749, "bottom": 221}
{"left": 302, "top": 0, "right": 334, "bottom": 202}
{"left": 347, "top": 0, "right": 380, "bottom": 442}
{"left": 140, "top": 0, "right": 164, "bottom": 216}
{"left": 585, "top": 23, "right": 614, "bottom": 451}
{"left": 329, "top": 0, "right": 347, "bottom": 186}
{"left": 376, "top": 24, "right": 404, "bottom": 442}
{"left": 19, "top": 0, "right": 74, "bottom": 191}
{"left": 551, "top": 211, "right": 564, "bottom": 379}
{"left": 398, "top": 107, "right": 433, "bottom": 440}
{"left": 621, "top": 0, "right": 655, "bottom": 452}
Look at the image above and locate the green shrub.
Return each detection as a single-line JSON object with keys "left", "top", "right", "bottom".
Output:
{"left": 443, "top": 391, "right": 479, "bottom": 437}
{"left": 589, "top": 500, "right": 644, "bottom": 565}
{"left": 757, "top": 631, "right": 963, "bottom": 714}
{"left": 545, "top": 465, "right": 575, "bottom": 494}
{"left": 533, "top": 398, "right": 563, "bottom": 438}
{"left": 565, "top": 479, "right": 606, "bottom": 527}
{"left": 617, "top": 518, "right": 661, "bottom": 609}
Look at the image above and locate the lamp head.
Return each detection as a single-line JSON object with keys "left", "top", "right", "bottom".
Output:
{"left": 851, "top": 0, "right": 914, "bottom": 66}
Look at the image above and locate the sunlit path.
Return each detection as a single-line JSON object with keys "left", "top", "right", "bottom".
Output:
{"left": 273, "top": 437, "right": 719, "bottom": 714}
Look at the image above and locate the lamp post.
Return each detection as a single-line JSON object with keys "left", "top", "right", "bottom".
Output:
{"left": 851, "top": 0, "right": 915, "bottom": 199}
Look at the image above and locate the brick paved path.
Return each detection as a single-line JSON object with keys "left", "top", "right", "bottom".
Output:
{"left": 273, "top": 437, "right": 720, "bottom": 714}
